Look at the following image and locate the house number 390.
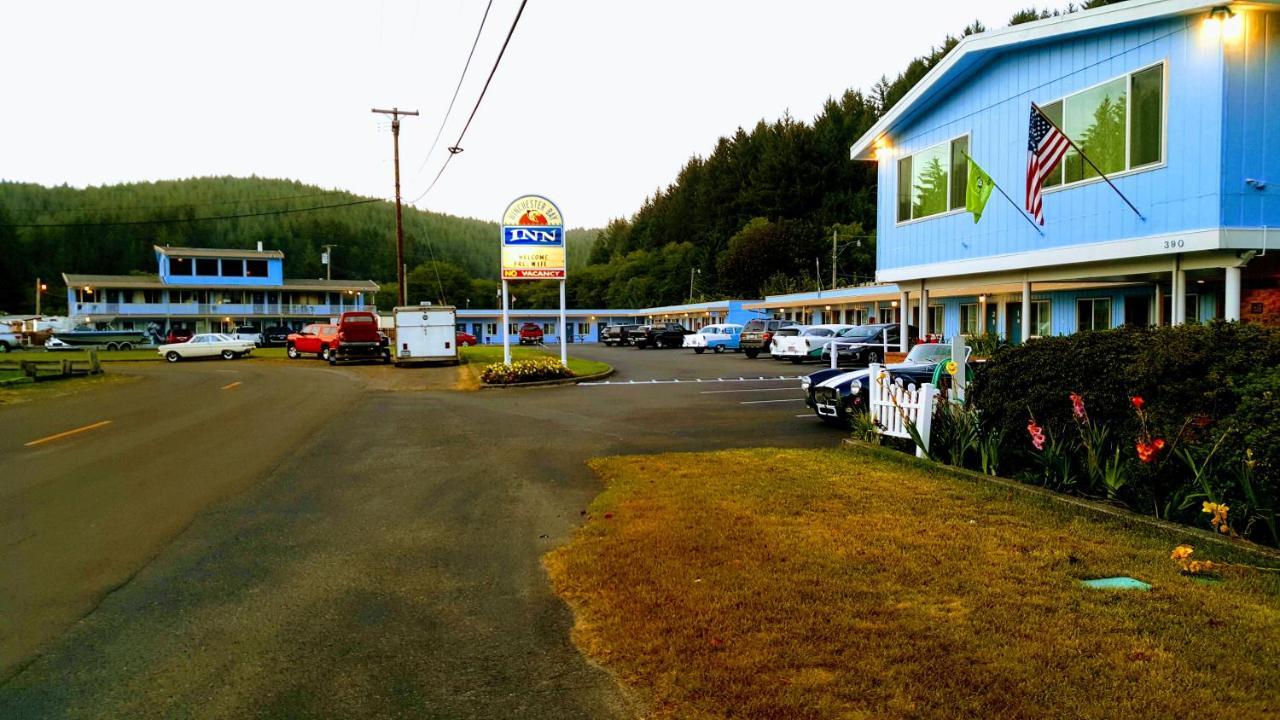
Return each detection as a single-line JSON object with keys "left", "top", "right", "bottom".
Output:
{"left": 1163, "top": 239, "right": 1185, "bottom": 250}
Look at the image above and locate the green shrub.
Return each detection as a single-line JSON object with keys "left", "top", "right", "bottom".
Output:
{"left": 480, "top": 357, "right": 575, "bottom": 384}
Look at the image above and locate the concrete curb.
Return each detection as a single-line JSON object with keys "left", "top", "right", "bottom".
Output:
{"left": 481, "top": 367, "right": 615, "bottom": 390}
{"left": 839, "top": 438, "right": 1280, "bottom": 562}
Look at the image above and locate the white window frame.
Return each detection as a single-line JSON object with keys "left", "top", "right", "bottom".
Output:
{"left": 1031, "top": 299, "right": 1051, "bottom": 337}
{"left": 1077, "top": 297, "right": 1113, "bottom": 332}
{"left": 1041, "top": 60, "right": 1168, "bottom": 195}
{"left": 960, "top": 303, "right": 979, "bottom": 335}
{"left": 895, "top": 134, "right": 972, "bottom": 226}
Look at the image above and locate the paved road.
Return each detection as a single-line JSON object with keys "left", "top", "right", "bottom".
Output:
{"left": 0, "top": 346, "right": 836, "bottom": 718}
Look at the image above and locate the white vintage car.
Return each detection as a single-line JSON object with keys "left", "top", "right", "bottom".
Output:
{"left": 770, "top": 324, "right": 858, "bottom": 364}
{"left": 157, "top": 333, "right": 256, "bottom": 362}
{"left": 682, "top": 323, "right": 743, "bottom": 354}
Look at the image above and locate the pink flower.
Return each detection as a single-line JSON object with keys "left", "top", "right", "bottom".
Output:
{"left": 1027, "top": 420, "right": 1046, "bottom": 451}
{"left": 1070, "top": 392, "right": 1086, "bottom": 421}
{"left": 1130, "top": 396, "right": 1145, "bottom": 410}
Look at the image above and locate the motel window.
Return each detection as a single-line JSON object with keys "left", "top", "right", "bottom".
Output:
{"left": 1185, "top": 294, "right": 1201, "bottom": 324}
{"left": 577, "top": 322, "right": 590, "bottom": 335}
{"left": 1031, "top": 300, "right": 1051, "bottom": 337}
{"left": 542, "top": 323, "right": 556, "bottom": 335}
{"left": 1040, "top": 62, "right": 1164, "bottom": 190}
{"left": 897, "top": 135, "right": 968, "bottom": 222}
{"left": 195, "top": 258, "right": 219, "bottom": 276}
{"left": 487, "top": 323, "right": 498, "bottom": 335}
{"left": 927, "top": 305, "right": 944, "bottom": 336}
{"left": 960, "top": 304, "right": 979, "bottom": 335}
{"left": 222, "top": 258, "right": 244, "bottom": 277}
{"left": 170, "top": 257, "right": 193, "bottom": 275}
{"left": 508, "top": 323, "right": 519, "bottom": 334}
{"left": 246, "top": 259, "right": 268, "bottom": 278}
{"left": 1077, "top": 298, "right": 1112, "bottom": 332}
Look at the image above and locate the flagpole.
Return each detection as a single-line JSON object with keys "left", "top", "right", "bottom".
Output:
{"left": 1031, "top": 102, "right": 1145, "bottom": 221}
{"left": 962, "top": 150, "right": 1044, "bottom": 236}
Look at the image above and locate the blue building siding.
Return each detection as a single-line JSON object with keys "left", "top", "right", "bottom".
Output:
{"left": 157, "top": 253, "right": 285, "bottom": 286}
{"left": 877, "top": 14, "right": 1229, "bottom": 274}
{"left": 1221, "top": 9, "right": 1280, "bottom": 227}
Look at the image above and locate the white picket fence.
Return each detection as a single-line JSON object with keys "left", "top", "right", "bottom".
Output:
{"left": 867, "top": 363, "right": 937, "bottom": 459}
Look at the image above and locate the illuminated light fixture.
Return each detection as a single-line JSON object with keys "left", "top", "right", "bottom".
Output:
{"left": 1196, "top": 279, "right": 1206, "bottom": 284}
{"left": 84, "top": 286, "right": 93, "bottom": 292}
{"left": 891, "top": 300, "right": 899, "bottom": 308}
{"left": 824, "top": 305, "right": 832, "bottom": 310}
{"left": 1203, "top": 6, "right": 1242, "bottom": 41}
{"left": 872, "top": 135, "right": 892, "bottom": 160}
{"left": 978, "top": 294, "right": 987, "bottom": 302}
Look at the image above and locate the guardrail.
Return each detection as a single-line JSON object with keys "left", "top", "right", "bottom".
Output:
{"left": 826, "top": 337, "right": 892, "bottom": 369}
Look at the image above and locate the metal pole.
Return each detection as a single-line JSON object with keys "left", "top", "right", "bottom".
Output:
{"left": 371, "top": 107, "right": 419, "bottom": 307}
{"left": 502, "top": 280, "right": 511, "bottom": 365}
{"left": 35, "top": 277, "right": 41, "bottom": 316}
{"left": 1030, "top": 103, "right": 1145, "bottom": 221}
{"left": 831, "top": 229, "right": 837, "bottom": 289}
{"left": 559, "top": 279, "right": 568, "bottom": 367}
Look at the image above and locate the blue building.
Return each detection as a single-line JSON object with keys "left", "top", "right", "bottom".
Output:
{"left": 834, "top": 0, "right": 1280, "bottom": 346}
{"left": 454, "top": 299, "right": 765, "bottom": 345}
{"left": 63, "top": 244, "right": 379, "bottom": 335}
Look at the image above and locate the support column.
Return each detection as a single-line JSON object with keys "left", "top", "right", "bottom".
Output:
{"left": 1153, "top": 282, "right": 1163, "bottom": 326}
{"left": 898, "top": 290, "right": 909, "bottom": 352}
{"left": 1021, "top": 279, "right": 1032, "bottom": 342}
{"left": 1172, "top": 260, "right": 1187, "bottom": 326}
{"left": 919, "top": 283, "right": 930, "bottom": 338}
{"left": 1224, "top": 266, "right": 1242, "bottom": 322}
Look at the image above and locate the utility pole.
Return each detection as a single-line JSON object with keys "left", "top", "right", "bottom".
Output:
{"left": 321, "top": 244, "right": 338, "bottom": 281}
{"left": 688, "top": 268, "right": 700, "bottom": 303}
{"left": 35, "top": 277, "right": 47, "bottom": 315}
{"left": 371, "top": 107, "right": 419, "bottom": 306}
{"left": 831, "top": 229, "right": 838, "bottom": 289}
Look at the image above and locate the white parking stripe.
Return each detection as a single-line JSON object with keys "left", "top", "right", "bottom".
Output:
{"left": 700, "top": 387, "right": 798, "bottom": 394}
{"left": 580, "top": 376, "right": 803, "bottom": 387}
{"left": 739, "top": 398, "right": 806, "bottom": 405}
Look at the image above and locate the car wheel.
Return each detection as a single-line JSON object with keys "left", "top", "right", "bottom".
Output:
{"left": 714, "top": 345, "right": 725, "bottom": 354}
{"left": 287, "top": 345, "right": 300, "bottom": 359}
{"left": 867, "top": 350, "right": 882, "bottom": 365}
{"left": 165, "top": 351, "right": 181, "bottom": 363}
{"left": 321, "top": 346, "right": 332, "bottom": 361}
{"left": 0, "top": 342, "right": 9, "bottom": 353}
{"left": 694, "top": 347, "right": 705, "bottom": 355}
{"left": 744, "top": 349, "right": 759, "bottom": 359}
{"left": 221, "top": 349, "right": 235, "bottom": 360}
{"left": 382, "top": 350, "right": 391, "bottom": 364}
{"left": 328, "top": 352, "right": 337, "bottom": 366}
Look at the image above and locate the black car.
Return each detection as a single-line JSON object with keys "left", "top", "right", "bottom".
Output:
{"left": 803, "top": 343, "right": 966, "bottom": 427}
{"left": 602, "top": 324, "right": 642, "bottom": 346}
{"left": 739, "top": 318, "right": 795, "bottom": 359}
{"left": 820, "top": 323, "right": 919, "bottom": 367}
{"left": 261, "top": 325, "right": 293, "bottom": 346}
{"left": 634, "top": 322, "right": 691, "bottom": 349}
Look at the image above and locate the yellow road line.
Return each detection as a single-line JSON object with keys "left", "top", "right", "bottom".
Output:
{"left": 24, "top": 420, "right": 112, "bottom": 447}
{"left": 221, "top": 381, "right": 242, "bottom": 390}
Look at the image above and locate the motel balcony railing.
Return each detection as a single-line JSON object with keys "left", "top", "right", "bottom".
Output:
{"left": 73, "top": 302, "right": 357, "bottom": 317}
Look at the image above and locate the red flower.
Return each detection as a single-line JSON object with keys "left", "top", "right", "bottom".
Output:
{"left": 1153, "top": 438, "right": 1165, "bottom": 450}
{"left": 1131, "top": 396, "right": 1145, "bottom": 410}
{"left": 1027, "top": 420, "right": 1046, "bottom": 451}
{"left": 1070, "top": 392, "right": 1087, "bottom": 421}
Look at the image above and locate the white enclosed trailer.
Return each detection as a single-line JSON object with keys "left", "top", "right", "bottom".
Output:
{"left": 393, "top": 304, "right": 458, "bottom": 366}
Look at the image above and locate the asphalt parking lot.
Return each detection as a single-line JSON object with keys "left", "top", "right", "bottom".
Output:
{"left": 0, "top": 344, "right": 838, "bottom": 719}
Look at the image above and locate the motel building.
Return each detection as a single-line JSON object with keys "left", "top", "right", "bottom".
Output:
{"left": 63, "top": 245, "right": 379, "bottom": 336}
{"left": 454, "top": 300, "right": 765, "bottom": 345}
{"left": 757, "top": 0, "right": 1279, "bottom": 346}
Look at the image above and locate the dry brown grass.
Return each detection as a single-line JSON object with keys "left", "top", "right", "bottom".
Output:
{"left": 545, "top": 447, "right": 1280, "bottom": 720}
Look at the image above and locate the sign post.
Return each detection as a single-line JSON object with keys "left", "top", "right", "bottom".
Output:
{"left": 500, "top": 195, "right": 567, "bottom": 366}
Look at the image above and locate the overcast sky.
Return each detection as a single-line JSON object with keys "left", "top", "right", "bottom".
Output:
{"left": 1, "top": 0, "right": 1038, "bottom": 228}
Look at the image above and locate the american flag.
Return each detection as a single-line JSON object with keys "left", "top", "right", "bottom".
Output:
{"left": 1025, "top": 105, "right": 1070, "bottom": 225}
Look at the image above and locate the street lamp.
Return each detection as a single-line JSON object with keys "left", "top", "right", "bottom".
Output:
{"left": 35, "top": 278, "right": 48, "bottom": 315}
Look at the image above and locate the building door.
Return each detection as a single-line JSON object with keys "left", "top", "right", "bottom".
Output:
{"left": 985, "top": 305, "right": 999, "bottom": 337}
{"left": 1123, "top": 296, "right": 1150, "bottom": 327}
{"left": 472, "top": 323, "right": 483, "bottom": 339}
{"left": 1006, "top": 304, "right": 1023, "bottom": 345}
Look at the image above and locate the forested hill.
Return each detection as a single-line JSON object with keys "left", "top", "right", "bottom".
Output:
{"left": 570, "top": 1, "right": 1122, "bottom": 308}
{"left": 0, "top": 176, "right": 596, "bottom": 312}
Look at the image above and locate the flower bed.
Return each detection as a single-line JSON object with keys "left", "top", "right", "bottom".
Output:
{"left": 940, "top": 321, "right": 1280, "bottom": 547}
{"left": 479, "top": 357, "right": 576, "bottom": 385}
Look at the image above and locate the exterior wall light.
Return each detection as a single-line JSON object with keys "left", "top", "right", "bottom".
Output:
{"left": 872, "top": 136, "right": 893, "bottom": 160}
{"left": 1204, "top": 6, "right": 1243, "bottom": 41}
{"left": 978, "top": 294, "right": 987, "bottom": 302}
{"left": 891, "top": 300, "right": 899, "bottom": 308}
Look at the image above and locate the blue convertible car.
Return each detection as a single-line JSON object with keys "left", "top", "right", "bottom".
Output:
{"left": 802, "top": 343, "right": 970, "bottom": 427}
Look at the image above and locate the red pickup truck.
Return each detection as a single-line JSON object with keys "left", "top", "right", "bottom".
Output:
{"left": 518, "top": 322, "right": 544, "bottom": 345}
{"left": 287, "top": 323, "right": 339, "bottom": 360}
{"left": 329, "top": 311, "right": 391, "bottom": 365}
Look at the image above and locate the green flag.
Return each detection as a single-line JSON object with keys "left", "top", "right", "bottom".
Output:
{"left": 965, "top": 157, "right": 995, "bottom": 223}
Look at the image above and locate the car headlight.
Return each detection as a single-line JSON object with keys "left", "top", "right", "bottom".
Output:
{"left": 800, "top": 376, "right": 811, "bottom": 391}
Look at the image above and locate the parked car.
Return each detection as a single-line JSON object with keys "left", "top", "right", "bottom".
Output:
{"left": 803, "top": 342, "right": 968, "bottom": 427}
{"left": 766, "top": 325, "right": 808, "bottom": 360}
{"left": 634, "top": 322, "right": 692, "bottom": 349}
{"left": 601, "top": 324, "right": 642, "bottom": 347}
{"left": 820, "top": 323, "right": 920, "bottom": 367}
{"left": 770, "top": 324, "right": 856, "bottom": 364}
{"left": 682, "top": 323, "right": 743, "bottom": 354}
{"left": 287, "top": 323, "right": 339, "bottom": 360}
{"left": 230, "top": 324, "right": 263, "bottom": 346}
{"left": 329, "top": 311, "right": 390, "bottom": 365}
{"left": 456, "top": 330, "right": 478, "bottom": 347}
{"left": 261, "top": 325, "right": 292, "bottom": 346}
{"left": 165, "top": 327, "right": 195, "bottom": 345}
{"left": 158, "top": 333, "right": 256, "bottom": 363}
{"left": 0, "top": 328, "right": 20, "bottom": 352}
{"left": 739, "top": 318, "right": 795, "bottom": 359}
{"left": 519, "top": 323, "right": 544, "bottom": 345}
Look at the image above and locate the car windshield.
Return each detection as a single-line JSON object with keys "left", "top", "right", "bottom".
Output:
{"left": 700, "top": 326, "right": 722, "bottom": 334}
{"left": 743, "top": 319, "right": 767, "bottom": 332}
{"left": 838, "top": 326, "right": 882, "bottom": 341}
{"left": 775, "top": 327, "right": 803, "bottom": 337}
{"left": 905, "top": 343, "right": 966, "bottom": 364}
{"left": 802, "top": 328, "right": 833, "bottom": 337}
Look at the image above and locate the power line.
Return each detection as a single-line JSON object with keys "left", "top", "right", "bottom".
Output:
{"left": 0, "top": 190, "right": 350, "bottom": 216}
{"left": 408, "top": 0, "right": 529, "bottom": 205}
{"left": 412, "top": 0, "right": 495, "bottom": 181}
{"left": 0, "top": 198, "right": 383, "bottom": 228}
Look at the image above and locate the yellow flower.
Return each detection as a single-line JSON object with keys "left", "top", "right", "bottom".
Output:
{"left": 1202, "top": 501, "right": 1217, "bottom": 514}
{"left": 1170, "top": 545, "right": 1194, "bottom": 561}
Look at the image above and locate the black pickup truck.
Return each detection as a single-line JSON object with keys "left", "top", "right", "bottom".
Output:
{"left": 634, "top": 322, "right": 692, "bottom": 349}
{"left": 602, "top": 324, "right": 642, "bottom": 346}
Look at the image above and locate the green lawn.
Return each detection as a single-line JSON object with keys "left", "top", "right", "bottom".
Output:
{"left": 547, "top": 446, "right": 1280, "bottom": 720}
{"left": 460, "top": 345, "right": 611, "bottom": 378}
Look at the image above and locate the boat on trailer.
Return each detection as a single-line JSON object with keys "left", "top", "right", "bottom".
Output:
{"left": 49, "top": 326, "right": 150, "bottom": 350}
